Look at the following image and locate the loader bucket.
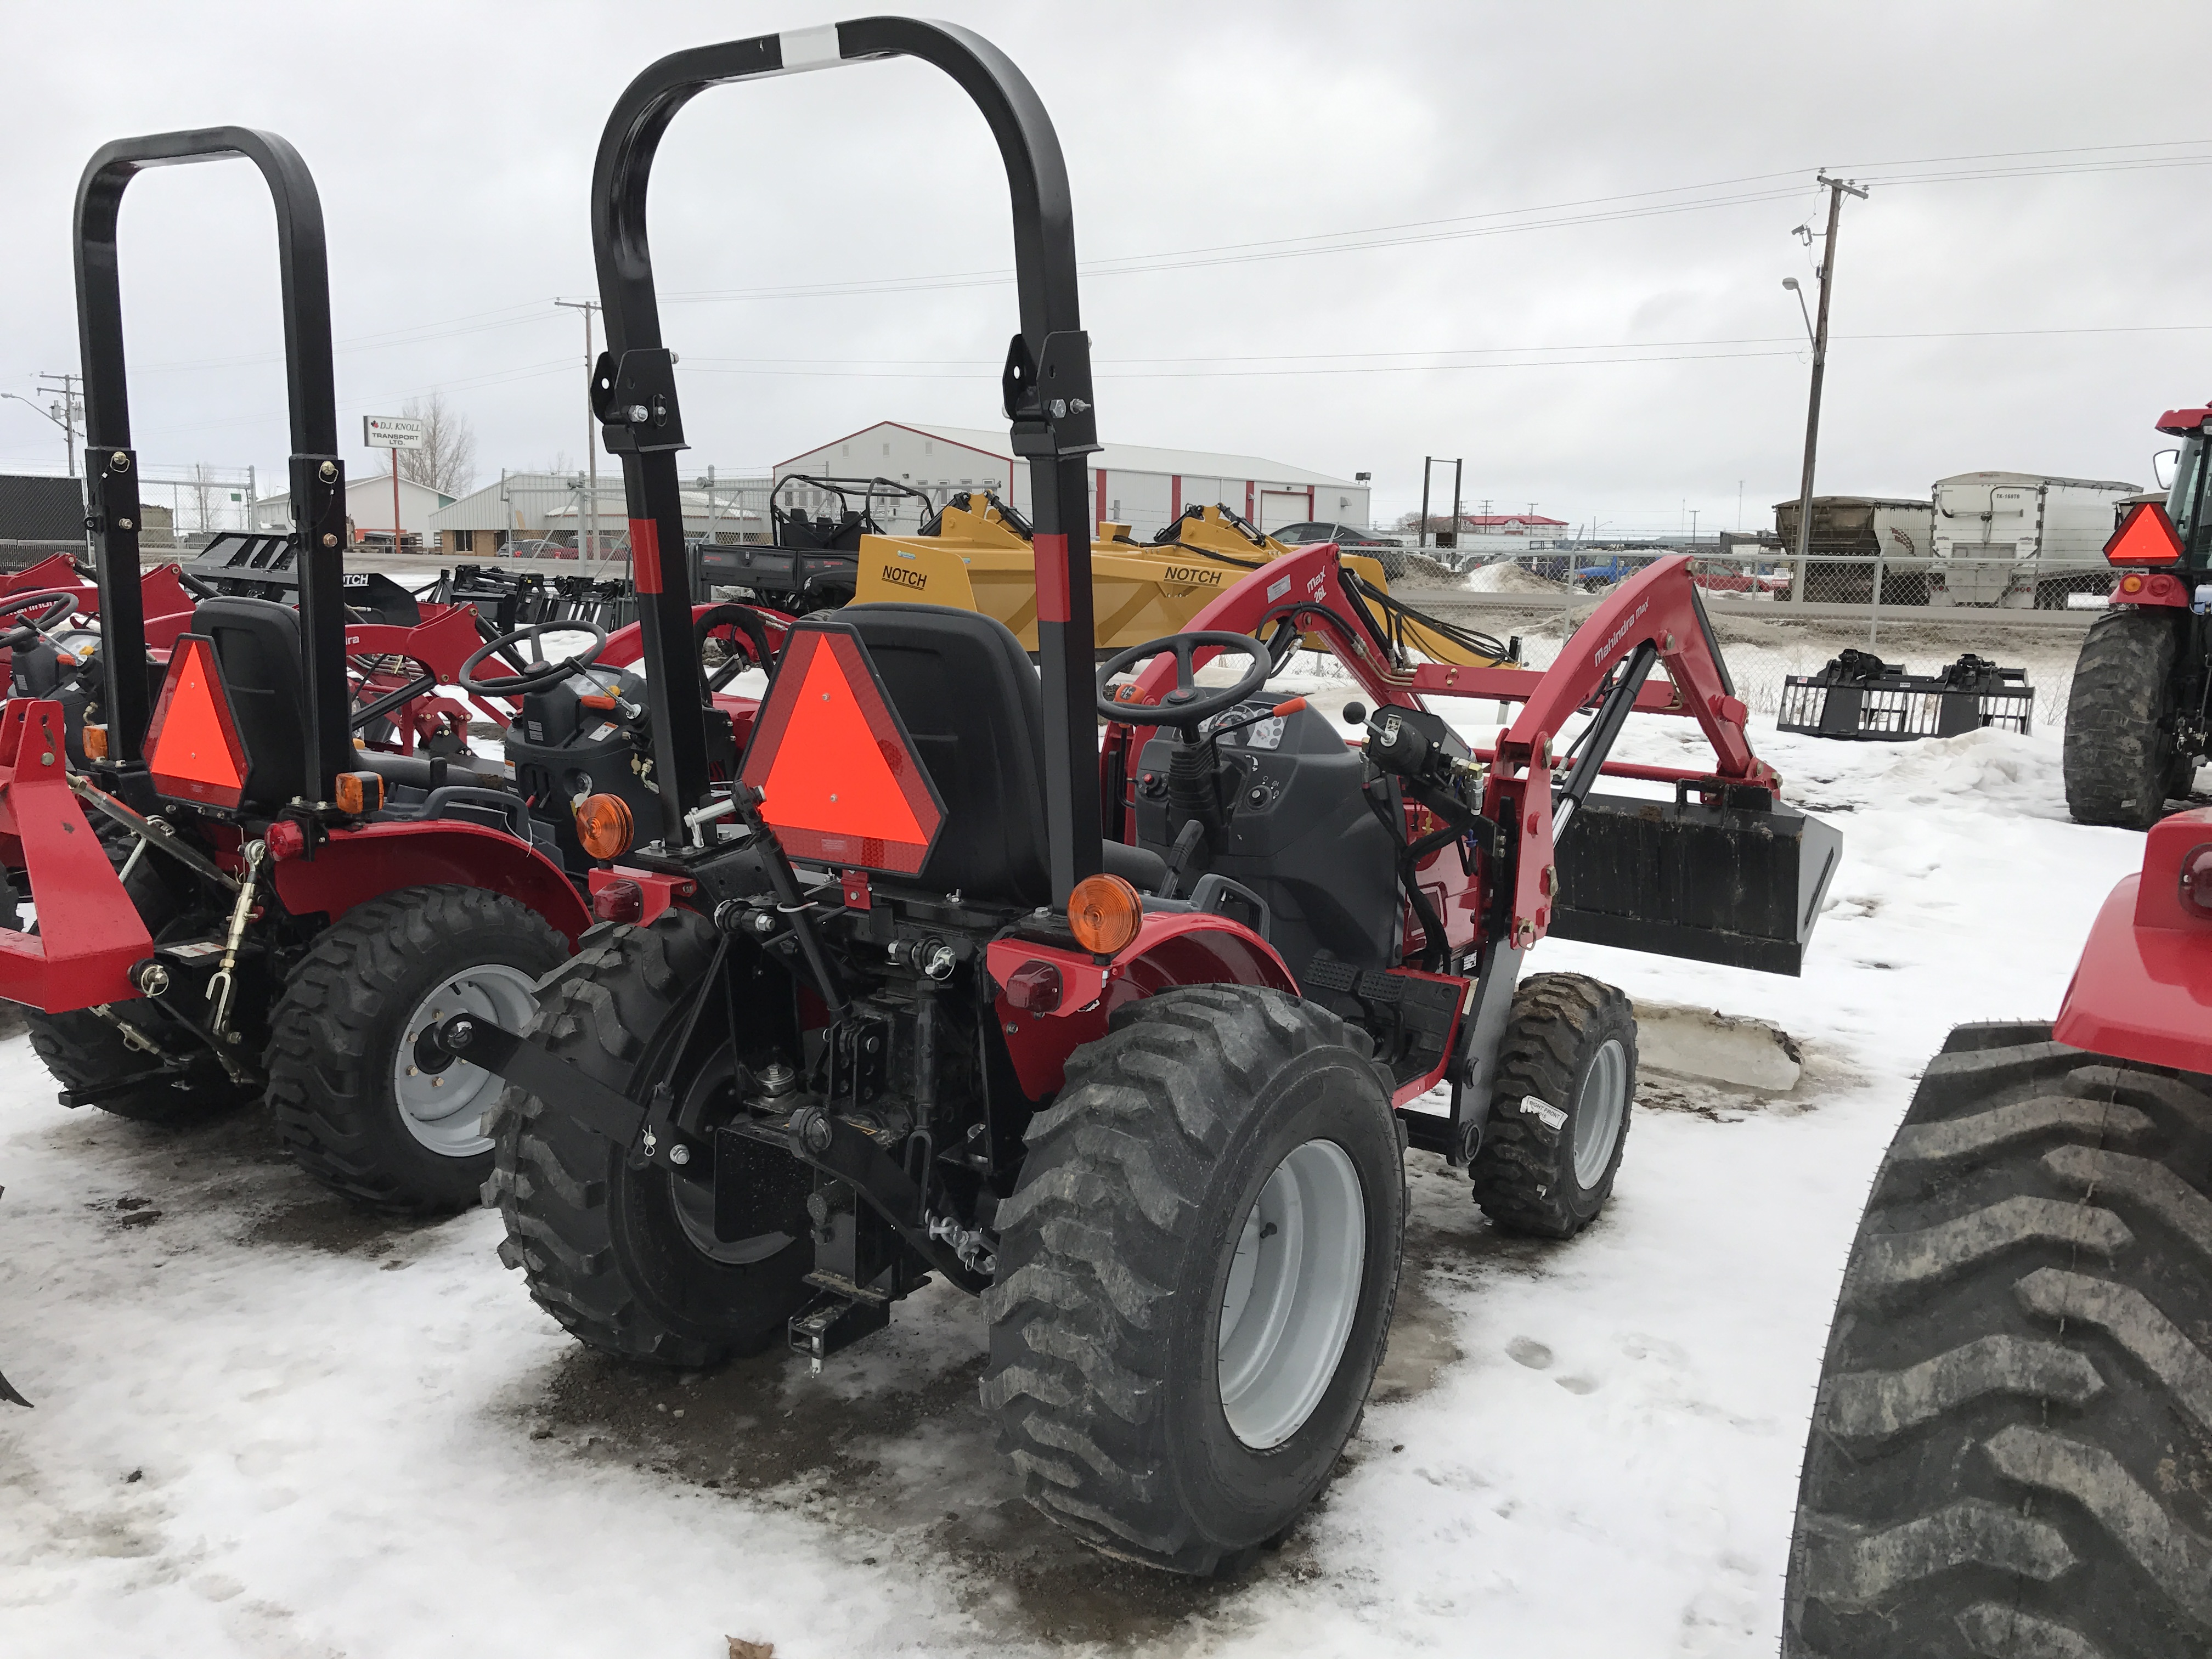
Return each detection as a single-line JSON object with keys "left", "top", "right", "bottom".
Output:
{"left": 1549, "top": 790, "right": 1842, "bottom": 975}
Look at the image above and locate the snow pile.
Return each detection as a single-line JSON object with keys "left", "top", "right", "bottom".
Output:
{"left": 0, "top": 714, "right": 2152, "bottom": 1657}
{"left": 1462, "top": 561, "right": 1570, "bottom": 594}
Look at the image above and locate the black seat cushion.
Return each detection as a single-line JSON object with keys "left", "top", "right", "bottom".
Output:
{"left": 838, "top": 603, "right": 1053, "bottom": 907}
{"left": 188, "top": 596, "right": 306, "bottom": 808}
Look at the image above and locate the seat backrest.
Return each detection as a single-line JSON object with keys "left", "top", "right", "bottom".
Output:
{"left": 190, "top": 595, "right": 307, "bottom": 807}
{"left": 838, "top": 602, "right": 1051, "bottom": 907}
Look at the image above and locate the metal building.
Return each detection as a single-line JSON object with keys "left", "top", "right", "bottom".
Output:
{"left": 775, "top": 421, "right": 1370, "bottom": 541}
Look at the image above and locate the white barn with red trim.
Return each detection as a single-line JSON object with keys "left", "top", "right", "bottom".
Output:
{"left": 774, "top": 421, "right": 1369, "bottom": 542}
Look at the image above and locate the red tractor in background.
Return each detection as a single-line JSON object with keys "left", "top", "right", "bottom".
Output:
{"left": 1784, "top": 816, "right": 2212, "bottom": 1652}
{"left": 0, "top": 126, "right": 601, "bottom": 1216}
{"left": 2064, "top": 403, "right": 2212, "bottom": 827}
{"left": 431, "top": 18, "right": 1839, "bottom": 1575}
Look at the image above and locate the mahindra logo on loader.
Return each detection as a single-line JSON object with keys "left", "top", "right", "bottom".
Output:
{"left": 1593, "top": 599, "right": 1650, "bottom": 669}
{"left": 879, "top": 564, "right": 928, "bottom": 591}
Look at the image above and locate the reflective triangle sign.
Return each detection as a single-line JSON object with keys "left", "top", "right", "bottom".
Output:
{"left": 2106, "top": 500, "right": 2184, "bottom": 566}
{"left": 145, "top": 634, "right": 252, "bottom": 808}
{"left": 738, "top": 622, "right": 945, "bottom": 875}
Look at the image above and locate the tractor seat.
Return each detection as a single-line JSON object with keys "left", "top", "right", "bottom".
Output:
{"left": 189, "top": 596, "right": 510, "bottom": 811}
{"left": 189, "top": 595, "right": 309, "bottom": 808}
{"left": 838, "top": 603, "right": 1166, "bottom": 906}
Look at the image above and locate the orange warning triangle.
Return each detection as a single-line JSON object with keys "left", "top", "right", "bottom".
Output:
{"left": 740, "top": 625, "right": 944, "bottom": 874}
{"left": 146, "top": 636, "right": 251, "bottom": 806}
{"left": 2106, "top": 500, "right": 2184, "bottom": 565}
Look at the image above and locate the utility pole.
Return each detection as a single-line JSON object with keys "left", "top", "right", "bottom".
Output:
{"left": 555, "top": 299, "right": 601, "bottom": 563}
{"left": 1418, "top": 455, "right": 1464, "bottom": 550}
{"left": 5, "top": 373, "right": 84, "bottom": 477}
{"left": 35, "top": 373, "right": 81, "bottom": 477}
{"left": 1790, "top": 173, "right": 1869, "bottom": 601}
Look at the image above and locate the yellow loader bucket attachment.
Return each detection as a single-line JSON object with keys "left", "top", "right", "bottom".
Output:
{"left": 854, "top": 500, "right": 1509, "bottom": 667}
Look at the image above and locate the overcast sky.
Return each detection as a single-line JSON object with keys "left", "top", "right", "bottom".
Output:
{"left": 2, "top": 0, "right": 2208, "bottom": 535}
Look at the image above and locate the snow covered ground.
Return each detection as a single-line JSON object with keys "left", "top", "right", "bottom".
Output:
{"left": 0, "top": 710, "right": 2156, "bottom": 1657}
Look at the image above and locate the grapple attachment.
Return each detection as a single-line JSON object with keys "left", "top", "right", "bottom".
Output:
{"left": 1550, "top": 789, "right": 1842, "bottom": 976}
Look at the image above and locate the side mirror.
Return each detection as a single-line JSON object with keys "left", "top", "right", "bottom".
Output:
{"left": 2155, "top": 448, "right": 2180, "bottom": 490}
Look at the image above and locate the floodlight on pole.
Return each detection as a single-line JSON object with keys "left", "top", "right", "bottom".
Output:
{"left": 1782, "top": 276, "right": 1815, "bottom": 346}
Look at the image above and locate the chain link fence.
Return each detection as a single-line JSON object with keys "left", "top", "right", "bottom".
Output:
{"left": 1404, "top": 546, "right": 2103, "bottom": 731}
{"left": 1437, "top": 545, "right": 2117, "bottom": 614}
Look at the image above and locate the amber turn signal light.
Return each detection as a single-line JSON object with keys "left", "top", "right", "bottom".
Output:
{"left": 1068, "top": 872, "right": 1143, "bottom": 955}
{"left": 575, "top": 792, "right": 635, "bottom": 861}
{"left": 334, "top": 771, "right": 384, "bottom": 814}
{"left": 81, "top": 723, "right": 108, "bottom": 761}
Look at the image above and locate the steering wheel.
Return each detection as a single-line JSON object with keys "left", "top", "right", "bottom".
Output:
{"left": 693, "top": 603, "right": 778, "bottom": 695}
{"left": 1095, "top": 630, "right": 1271, "bottom": 738}
{"left": 459, "top": 619, "right": 609, "bottom": 697}
{"left": 0, "top": 590, "right": 80, "bottom": 651}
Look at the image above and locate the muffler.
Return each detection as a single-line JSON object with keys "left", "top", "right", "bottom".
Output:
{"left": 1549, "top": 787, "right": 1842, "bottom": 976}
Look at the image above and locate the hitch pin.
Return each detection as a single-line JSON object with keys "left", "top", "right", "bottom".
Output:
{"left": 205, "top": 840, "right": 266, "bottom": 1040}
{"left": 682, "top": 794, "right": 740, "bottom": 847}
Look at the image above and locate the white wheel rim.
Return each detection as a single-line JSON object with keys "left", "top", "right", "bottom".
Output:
{"left": 1217, "top": 1138, "right": 1366, "bottom": 1451}
{"left": 1572, "top": 1037, "right": 1628, "bottom": 1188}
{"left": 392, "top": 962, "right": 539, "bottom": 1158}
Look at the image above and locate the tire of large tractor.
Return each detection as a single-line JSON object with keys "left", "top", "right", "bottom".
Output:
{"left": 19, "top": 848, "right": 250, "bottom": 1127}
{"left": 1783, "top": 1023, "right": 2212, "bottom": 1658}
{"left": 2064, "top": 605, "right": 2186, "bottom": 829}
{"left": 981, "top": 985, "right": 1406, "bottom": 1575}
{"left": 1470, "top": 973, "right": 1636, "bottom": 1239}
{"left": 265, "top": 884, "right": 567, "bottom": 1212}
{"left": 482, "top": 908, "right": 817, "bottom": 1365}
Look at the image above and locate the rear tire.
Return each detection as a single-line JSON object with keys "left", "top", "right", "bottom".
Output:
{"left": 983, "top": 985, "right": 1405, "bottom": 1575}
{"left": 1784, "top": 1025, "right": 2212, "bottom": 1658}
{"left": 1471, "top": 973, "right": 1636, "bottom": 1238}
{"left": 2064, "top": 606, "right": 2186, "bottom": 829}
{"left": 266, "top": 884, "right": 567, "bottom": 1212}
{"left": 483, "top": 909, "right": 816, "bottom": 1365}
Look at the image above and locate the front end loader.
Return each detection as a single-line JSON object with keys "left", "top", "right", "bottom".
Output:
{"left": 438, "top": 16, "right": 1842, "bottom": 1578}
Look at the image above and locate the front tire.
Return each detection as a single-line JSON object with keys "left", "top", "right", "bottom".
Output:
{"left": 1784, "top": 1024, "right": 2212, "bottom": 1658}
{"left": 265, "top": 884, "right": 567, "bottom": 1212}
{"left": 1471, "top": 973, "right": 1636, "bottom": 1238}
{"left": 983, "top": 985, "right": 1405, "bottom": 1575}
{"left": 2064, "top": 605, "right": 2186, "bottom": 829}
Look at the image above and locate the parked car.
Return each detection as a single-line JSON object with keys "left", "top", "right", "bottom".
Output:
{"left": 1271, "top": 521, "right": 1395, "bottom": 548}
{"left": 1688, "top": 558, "right": 1790, "bottom": 597}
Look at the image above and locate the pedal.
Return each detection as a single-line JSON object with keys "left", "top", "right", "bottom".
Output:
{"left": 788, "top": 1285, "right": 890, "bottom": 1374}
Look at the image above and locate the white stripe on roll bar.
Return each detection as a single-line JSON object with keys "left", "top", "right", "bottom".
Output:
{"left": 776, "top": 25, "right": 844, "bottom": 74}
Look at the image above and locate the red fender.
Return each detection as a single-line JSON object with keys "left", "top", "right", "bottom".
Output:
{"left": 270, "top": 819, "right": 591, "bottom": 946}
{"left": 987, "top": 910, "right": 1295, "bottom": 1099}
{"left": 2054, "top": 808, "right": 2212, "bottom": 1072}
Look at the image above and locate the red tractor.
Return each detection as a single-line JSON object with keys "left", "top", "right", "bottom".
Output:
{"left": 2064, "top": 404, "right": 2212, "bottom": 827}
{"left": 0, "top": 127, "right": 603, "bottom": 1215}
{"left": 1784, "top": 818, "right": 2212, "bottom": 1651}
{"left": 433, "top": 18, "right": 1839, "bottom": 1574}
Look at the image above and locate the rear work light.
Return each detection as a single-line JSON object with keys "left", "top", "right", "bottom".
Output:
{"left": 2181, "top": 843, "right": 2212, "bottom": 917}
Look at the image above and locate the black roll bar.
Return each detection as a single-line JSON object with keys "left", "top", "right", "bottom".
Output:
{"left": 588, "top": 19, "right": 1104, "bottom": 899}
{"left": 74, "top": 127, "right": 349, "bottom": 806}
